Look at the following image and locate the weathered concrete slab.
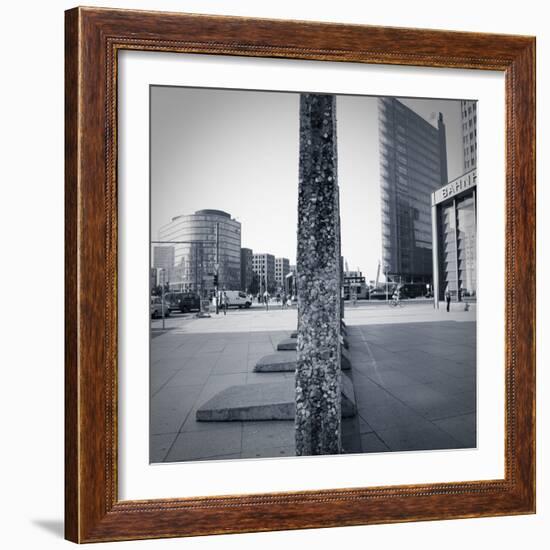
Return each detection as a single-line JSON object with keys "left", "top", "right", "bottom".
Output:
{"left": 277, "top": 338, "right": 297, "bottom": 351}
{"left": 340, "top": 334, "right": 349, "bottom": 349}
{"left": 254, "top": 351, "right": 351, "bottom": 372}
{"left": 341, "top": 348, "right": 352, "bottom": 370}
{"left": 196, "top": 382, "right": 294, "bottom": 421}
{"left": 196, "top": 378, "right": 355, "bottom": 422}
{"left": 254, "top": 352, "right": 297, "bottom": 372}
{"left": 341, "top": 372, "right": 356, "bottom": 416}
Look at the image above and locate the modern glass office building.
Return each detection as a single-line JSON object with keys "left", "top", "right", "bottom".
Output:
{"left": 431, "top": 169, "right": 477, "bottom": 304}
{"left": 378, "top": 98, "right": 449, "bottom": 285}
{"left": 157, "top": 209, "right": 241, "bottom": 294}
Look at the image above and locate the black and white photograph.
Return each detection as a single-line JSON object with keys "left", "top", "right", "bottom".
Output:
{"left": 149, "top": 86, "right": 477, "bottom": 463}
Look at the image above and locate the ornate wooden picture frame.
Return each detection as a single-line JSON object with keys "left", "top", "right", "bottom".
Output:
{"left": 65, "top": 6, "right": 535, "bottom": 543}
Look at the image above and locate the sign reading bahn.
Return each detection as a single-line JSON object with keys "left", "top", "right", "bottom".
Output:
{"left": 432, "top": 169, "right": 477, "bottom": 205}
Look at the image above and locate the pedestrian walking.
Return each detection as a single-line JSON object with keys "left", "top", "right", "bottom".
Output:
{"left": 445, "top": 289, "right": 452, "bottom": 312}
{"left": 221, "top": 291, "right": 228, "bottom": 316}
{"left": 282, "top": 292, "right": 287, "bottom": 309}
{"left": 263, "top": 290, "right": 270, "bottom": 311}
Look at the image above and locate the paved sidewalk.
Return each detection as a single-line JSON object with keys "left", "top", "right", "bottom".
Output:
{"left": 347, "top": 321, "right": 476, "bottom": 453}
{"left": 150, "top": 304, "right": 476, "bottom": 462}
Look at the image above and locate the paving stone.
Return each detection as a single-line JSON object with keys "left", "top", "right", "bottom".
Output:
{"left": 150, "top": 433, "right": 178, "bottom": 463}
{"left": 365, "top": 369, "right": 418, "bottom": 389}
{"left": 434, "top": 413, "right": 477, "bottom": 448}
{"left": 241, "top": 445, "right": 296, "bottom": 459}
{"left": 385, "top": 384, "right": 476, "bottom": 421}
{"left": 242, "top": 421, "right": 295, "bottom": 453}
{"left": 165, "top": 425, "right": 243, "bottom": 462}
{"left": 360, "top": 433, "right": 390, "bottom": 453}
{"left": 376, "top": 421, "right": 464, "bottom": 452}
{"left": 357, "top": 396, "right": 424, "bottom": 432}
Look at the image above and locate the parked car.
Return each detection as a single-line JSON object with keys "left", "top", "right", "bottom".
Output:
{"left": 369, "top": 286, "right": 394, "bottom": 300}
{"left": 164, "top": 292, "right": 201, "bottom": 313}
{"left": 212, "top": 290, "right": 252, "bottom": 309}
{"left": 150, "top": 296, "right": 171, "bottom": 318}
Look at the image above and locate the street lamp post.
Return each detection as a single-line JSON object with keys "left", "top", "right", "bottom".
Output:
{"left": 160, "top": 268, "right": 166, "bottom": 330}
{"left": 215, "top": 223, "right": 220, "bottom": 315}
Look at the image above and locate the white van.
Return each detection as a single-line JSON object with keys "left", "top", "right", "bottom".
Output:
{"left": 212, "top": 290, "right": 252, "bottom": 309}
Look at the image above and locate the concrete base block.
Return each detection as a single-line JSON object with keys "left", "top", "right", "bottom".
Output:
{"left": 341, "top": 348, "right": 352, "bottom": 370}
{"left": 196, "top": 377, "right": 356, "bottom": 422}
{"left": 339, "top": 335, "right": 349, "bottom": 349}
{"left": 254, "top": 351, "right": 351, "bottom": 372}
{"left": 196, "top": 382, "right": 294, "bottom": 421}
{"left": 341, "top": 372, "right": 357, "bottom": 416}
{"left": 277, "top": 338, "right": 297, "bottom": 351}
{"left": 254, "top": 352, "right": 297, "bottom": 372}
{"left": 290, "top": 331, "right": 298, "bottom": 339}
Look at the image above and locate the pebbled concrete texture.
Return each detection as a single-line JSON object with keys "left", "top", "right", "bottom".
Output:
{"left": 295, "top": 93, "right": 342, "bottom": 456}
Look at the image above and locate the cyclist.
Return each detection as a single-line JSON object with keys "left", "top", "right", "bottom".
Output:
{"left": 391, "top": 287, "right": 401, "bottom": 306}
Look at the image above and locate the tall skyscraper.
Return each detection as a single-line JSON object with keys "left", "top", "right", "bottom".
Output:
{"left": 378, "top": 97, "right": 449, "bottom": 285}
{"left": 461, "top": 100, "right": 477, "bottom": 171}
{"left": 157, "top": 209, "right": 241, "bottom": 294}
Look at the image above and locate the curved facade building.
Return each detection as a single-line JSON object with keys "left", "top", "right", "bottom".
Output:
{"left": 158, "top": 209, "right": 241, "bottom": 294}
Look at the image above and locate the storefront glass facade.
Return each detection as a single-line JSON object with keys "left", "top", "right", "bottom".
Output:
{"left": 432, "top": 170, "right": 477, "bottom": 302}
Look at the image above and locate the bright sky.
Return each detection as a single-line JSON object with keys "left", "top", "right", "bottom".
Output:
{"left": 151, "top": 87, "right": 463, "bottom": 281}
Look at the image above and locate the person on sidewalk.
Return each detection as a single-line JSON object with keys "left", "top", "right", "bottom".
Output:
{"left": 263, "top": 290, "right": 270, "bottom": 311}
{"left": 221, "top": 291, "right": 228, "bottom": 316}
{"left": 445, "top": 289, "right": 452, "bottom": 312}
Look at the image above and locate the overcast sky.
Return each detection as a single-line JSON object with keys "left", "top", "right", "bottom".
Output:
{"left": 150, "top": 86, "right": 463, "bottom": 281}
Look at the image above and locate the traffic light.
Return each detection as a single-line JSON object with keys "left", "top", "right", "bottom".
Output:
{"left": 213, "top": 274, "right": 218, "bottom": 286}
